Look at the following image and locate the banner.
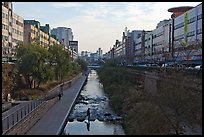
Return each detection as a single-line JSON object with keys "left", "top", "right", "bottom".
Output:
{"left": 184, "top": 12, "right": 188, "bottom": 46}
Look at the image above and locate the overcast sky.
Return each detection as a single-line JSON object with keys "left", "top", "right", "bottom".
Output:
{"left": 13, "top": 2, "right": 201, "bottom": 53}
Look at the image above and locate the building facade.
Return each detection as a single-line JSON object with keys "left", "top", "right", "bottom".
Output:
{"left": 51, "top": 27, "right": 73, "bottom": 48}
{"left": 104, "top": 3, "right": 202, "bottom": 65}
{"left": 24, "top": 20, "right": 59, "bottom": 47}
{"left": 172, "top": 3, "right": 202, "bottom": 62}
{"left": 151, "top": 19, "right": 172, "bottom": 62}
{"left": 2, "top": 2, "right": 24, "bottom": 62}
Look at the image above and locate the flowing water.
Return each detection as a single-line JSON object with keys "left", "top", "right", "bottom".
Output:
{"left": 63, "top": 70, "right": 125, "bottom": 135}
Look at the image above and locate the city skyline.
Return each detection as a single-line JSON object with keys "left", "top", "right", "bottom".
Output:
{"left": 13, "top": 2, "right": 201, "bottom": 53}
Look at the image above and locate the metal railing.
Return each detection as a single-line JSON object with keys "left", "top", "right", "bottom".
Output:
{"left": 2, "top": 99, "right": 44, "bottom": 134}
{"left": 2, "top": 73, "right": 81, "bottom": 135}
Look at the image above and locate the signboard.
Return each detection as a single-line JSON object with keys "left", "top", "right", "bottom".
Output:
{"left": 184, "top": 12, "right": 188, "bottom": 47}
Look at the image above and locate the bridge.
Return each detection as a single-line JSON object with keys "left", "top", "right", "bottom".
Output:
{"left": 87, "top": 65, "right": 101, "bottom": 69}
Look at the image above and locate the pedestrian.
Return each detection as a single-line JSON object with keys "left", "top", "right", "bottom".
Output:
{"left": 84, "top": 120, "right": 90, "bottom": 131}
{"left": 60, "top": 83, "right": 64, "bottom": 96}
{"left": 86, "top": 108, "right": 90, "bottom": 120}
{"left": 58, "top": 93, "right": 62, "bottom": 100}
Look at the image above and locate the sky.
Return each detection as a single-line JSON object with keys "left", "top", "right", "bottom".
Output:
{"left": 13, "top": 2, "right": 202, "bottom": 53}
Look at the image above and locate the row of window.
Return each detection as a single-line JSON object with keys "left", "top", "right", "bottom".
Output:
{"left": 174, "top": 14, "right": 202, "bottom": 30}
{"left": 13, "top": 28, "right": 23, "bottom": 36}
{"left": 153, "top": 32, "right": 163, "bottom": 38}
{"left": 2, "top": 12, "right": 8, "bottom": 19}
{"left": 2, "top": 12, "right": 24, "bottom": 27}
{"left": 12, "top": 38, "right": 22, "bottom": 44}
{"left": 174, "top": 29, "right": 201, "bottom": 41}
{"left": 13, "top": 18, "right": 24, "bottom": 27}
{"left": 153, "top": 41, "right": 163, "bottom": 47}
{"left": 2, "top": 35, "right": 8, "bottom": 41}
{"left": 2, "top": 24, "right": 8, "bottom": 30}
{"left": 40, "top": 34, "right": 49, "bottom": 40}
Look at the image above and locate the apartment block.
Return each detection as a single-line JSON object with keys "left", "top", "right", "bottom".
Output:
{"left": 24, "top": 20, "right": 59, "bottom": 47}
{"left": 2, "top": 2, "right": 24, "bottom": 62}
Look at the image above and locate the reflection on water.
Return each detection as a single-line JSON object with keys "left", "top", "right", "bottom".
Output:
{"left": 63, "top": 70, "right": 125, "bottom": 135}
{"left": 65, "top": 120, "right": 124, "bottom": 135}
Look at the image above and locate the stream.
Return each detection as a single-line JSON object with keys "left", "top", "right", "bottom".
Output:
{"left": 63, "top": 69, "right": 125, "bottom": 135}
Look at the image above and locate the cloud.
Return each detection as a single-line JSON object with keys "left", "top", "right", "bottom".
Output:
{"left": 51, "top": 2, "right": 83, "bottom": 8}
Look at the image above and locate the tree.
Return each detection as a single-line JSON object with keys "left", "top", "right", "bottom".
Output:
{"left": 16, "top": 44, "right": 51, "bottom": 88}
{"left": 75, "top": 58, "right": 88, "bottom": 71}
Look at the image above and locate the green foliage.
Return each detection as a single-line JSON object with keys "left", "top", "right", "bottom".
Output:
{"left": 98, "top": 62, "right": 202, "bottom": 135}
{"left": 16, "top": 43, "right": 81, "bottom": 89}
{"left": 75, "top": 58, "right": 88, "bottom": 71}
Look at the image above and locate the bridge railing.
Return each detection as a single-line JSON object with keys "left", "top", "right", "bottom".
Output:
{"left": 2, "top": 99, "right": 45, "bottom": 134}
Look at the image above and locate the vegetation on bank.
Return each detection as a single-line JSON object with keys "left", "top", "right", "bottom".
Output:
{"left": 2, "top": 43, "right": 87, "bottom": 101}
{"left": 97, "top": 60, "right": 202, "bottom": 135}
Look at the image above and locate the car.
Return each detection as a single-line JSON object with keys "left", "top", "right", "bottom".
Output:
{"left": 195, "top": 65, "right": 202, "bottom": 69}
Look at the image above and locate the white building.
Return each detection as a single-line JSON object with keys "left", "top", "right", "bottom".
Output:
{"left": 173, "top": 3, "right": 202, "bottom": 61}
{"left": 152, "top": 19, "right": 172, "bottom": 62}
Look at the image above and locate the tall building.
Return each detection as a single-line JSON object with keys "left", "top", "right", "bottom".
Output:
{"left": 151, "top": 19, "right": 172, "bottom": 62}
{"left": 51, "top": 27, "right": 73, "bottom": 48}
{"left": 169, "top": 4, "right": 202, "bottom": 62}
{"left": 2, "top": 2, "right": 24, "bottom": 62}
{"left": 98, "top": 48, "right": 103, "bottom": 58}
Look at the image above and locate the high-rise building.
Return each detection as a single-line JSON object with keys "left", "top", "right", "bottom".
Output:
{"left": 51, "top": 27, "right": 73, "bottom": 48}
{"left": 2, "top": 2, "right": 24, "bottom": 62}
{"left": 98, "top": 48, "right": 103, "bottom": 58}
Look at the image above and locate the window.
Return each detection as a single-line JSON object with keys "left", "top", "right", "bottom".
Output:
{"left": 2, "top": 12, "right": 5, "bottom": 18}
{"left": 187, "top": 31, "right": 195, "bottom": 37}
{"left": 197, "top": 14, "right": 202, "bottom": 20}
{"left": 188, "top": 17, "right": 195, "bottom": 24}
{"left": 197, "top": 29, "right": 202, "bottom": 34}
{"left": 174, "top": 22, "right": 184, "bottom": 30}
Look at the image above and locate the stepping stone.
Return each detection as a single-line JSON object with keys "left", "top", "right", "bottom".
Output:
{"left": 68, "top": 115, "right": 75, "bottom": 122}
{"left": 116, "top": 116, "right": 122, "bottom": 120}
{"left": 77, "top": 116, "right": 85, "bottom": 122}
{"left": 97, "top": 116, "right": 104, "bottom": 121}
{"left": 89, "top": 116, "right": 96, "bottom": 121}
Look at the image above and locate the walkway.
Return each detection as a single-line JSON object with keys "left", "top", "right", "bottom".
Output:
{"left": 25, "top": 74, "right": 87, "bottom": 135}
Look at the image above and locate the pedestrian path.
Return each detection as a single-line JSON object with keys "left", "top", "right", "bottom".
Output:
{"left": 25, "top": 74, "right": 87, "bottom": 135}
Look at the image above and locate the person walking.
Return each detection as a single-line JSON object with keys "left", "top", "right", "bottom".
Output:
{"left": 60, "top": 83, "right": 64, "bottom": 96}
{"left": 58, "top": 93, "right": 62, "bottom": 100}
{"left": 86, "top": 108, "right": 90, "bottom": 120}
{"left": 84, "top": 120, "right": 90, "bottom": 131}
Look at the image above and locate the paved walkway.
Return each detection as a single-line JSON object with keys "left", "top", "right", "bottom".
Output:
{"left": 25, "top": 74, "right": 87, "bottom": 135}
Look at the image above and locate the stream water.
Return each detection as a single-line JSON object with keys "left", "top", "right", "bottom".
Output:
{"left": 63, "top": 70, "right": 125, "bottom": 135}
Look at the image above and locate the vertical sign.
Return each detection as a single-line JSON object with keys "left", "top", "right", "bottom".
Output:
{"left": 184, "top": 12, "right": 188, "bottom": 46}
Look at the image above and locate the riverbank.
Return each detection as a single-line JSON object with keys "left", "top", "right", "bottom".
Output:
{"left": 97, "top": 62, "right": 202, "bottom": 135}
